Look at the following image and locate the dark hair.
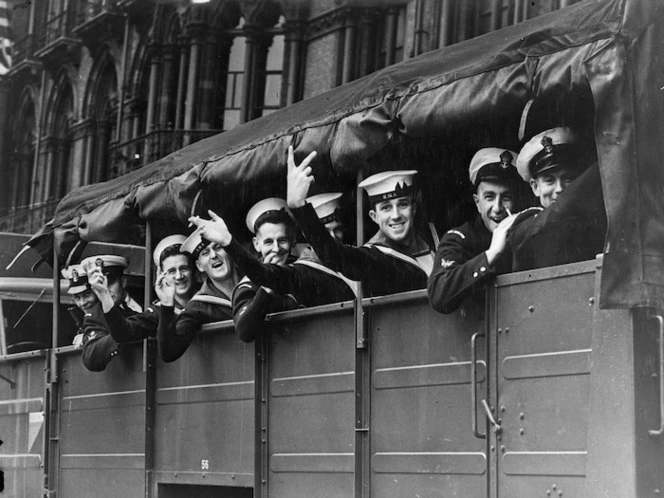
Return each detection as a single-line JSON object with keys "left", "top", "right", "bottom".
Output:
{"left": 254, "top": 210, "right": 294, "bottom": 237}
{"left": 159, "top": 244, "right": 194, "bottom": 271}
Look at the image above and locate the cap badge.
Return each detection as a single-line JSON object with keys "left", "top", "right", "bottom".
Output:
{"left": 541, "top": 136, "right": 554, "bottom": 154}
{"left": 95, "top": 258, "right": 104, "bottom": 268}
{"left": 499, "top": 151, "right": 513, "bottom": 169}
{"left": 72, "top": 270, "right": 80, "bottom": 282}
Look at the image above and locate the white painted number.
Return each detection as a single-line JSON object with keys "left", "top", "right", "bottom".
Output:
{"left": 201, "top": 459, "right": 209, "bottom": 470}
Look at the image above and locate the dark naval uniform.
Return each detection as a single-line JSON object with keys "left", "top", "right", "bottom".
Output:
{"left": 107, "top": 300, "right": 184, "bottom": 344}
{"left": 224, "top": 238, "right": 356, "bottom": 308}
{"left": 158, "top": 278, "right": 233, "bottom": 362}
{"left": 291, "top": 203, "right": 432, "bottom": 297}
{"left": 81, "top": 296, "right": 141, "bottom": 372}
{"left": 508, "top": 163, "right": 606, "bottom": 271}
{"left": 428, "top": 216, "right": 512, "bottom": 314}
{"left": 232, "top": 256, "right": 300, "bottom": 343}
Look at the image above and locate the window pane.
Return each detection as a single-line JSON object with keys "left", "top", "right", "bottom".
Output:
{"left": 266, "top": 34, "right": 284, "bottom": 71}
{"left": 263, "top": 74, "right": 281, "bottom": 108}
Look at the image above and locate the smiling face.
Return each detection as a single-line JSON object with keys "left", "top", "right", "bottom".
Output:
{"left": 369, "top": 196, "right": 416, "bottom": 244}
{"left": 196, "top": 242, "right": 233, "bottom": 283}
{"left": 253, "top": 222, "right": 293, "bottom": 266}
{"left": 529, "top": 166, "right": 578, "bottom": 208}
{"left": 473, "top": 180, "right": 515, "bottom": 233}
{"left": 161, "top": 254, "right": 194, "bottom": 299}
{"left": 73, "top": 288, "right": 99, "bottom": 312}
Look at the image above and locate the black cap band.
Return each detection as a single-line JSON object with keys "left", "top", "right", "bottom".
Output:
{"left": 368, "top": 183, "right": 414, "bottom": 205}
{"left": 530, "top": 143, "right": 580, "bottom": 177}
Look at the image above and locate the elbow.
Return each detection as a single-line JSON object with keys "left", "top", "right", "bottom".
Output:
{"left": 159, "top": 350, "right": 182, "bottom": 363}
{"left": 237, "top": 326, "right": 255, "bottom": 343}
{"left": 427, "top": 281, "right": 457, "bottom": 315}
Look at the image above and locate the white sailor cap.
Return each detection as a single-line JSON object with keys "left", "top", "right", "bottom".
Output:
{"left": 468, "top": 148, "right": 520, "bottom": 187}
{"left": 516, "top": 127, "right": 582, "bottom": 181}
{"left": 306, "top": 193, "right": 343, "bottom": 224}
{"left": 81, "top": 255, "right": 128, "bottom": 281}
{"left": 358, "top": 170, "right": 417, "bottom": 204}
{"left": 153, "top": 234, "right": 187, "bottom": 267}
{"left": 245, "top": 197, "right": 289, "bottom": 234}
{"left": 62, "top": 264, "right": 90, "bottom": 295}
{"left": 180, "top": 229, "right": 210, "bottom": 261}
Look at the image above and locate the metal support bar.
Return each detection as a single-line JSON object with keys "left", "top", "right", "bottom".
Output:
{"left": 471, "top": 332, "right": 485, "bottom": 439}
{"left": 648, "top": 312, "right": 664, "bottom": 436}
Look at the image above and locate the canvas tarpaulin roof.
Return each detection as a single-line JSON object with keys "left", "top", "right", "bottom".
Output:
{"left": 25, "top": 0, "right": 664, "bottom": 309}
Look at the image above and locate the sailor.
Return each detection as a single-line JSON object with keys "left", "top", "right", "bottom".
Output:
{"left": 286, "top": 146, "right": 434, "bottom": 297}
{"left": 157, "top": 230, "right": 242, "bottom": 362}
{"left": 188, "top": 192, "right": 356, "bottom": 317}
{"left": 229, "top": 198, "right": 299, "bottom": 342}
{"left": 508, "top": 127, "right": 606, "bottom": 270}
{"left": 428, "top": 147, "right": 522, "bottom": 314}
{"left": 74, "top": 255, "right": 142, "bottom": 371}
{"left": 96, "top": 234, "right": 197, "bottom": 345}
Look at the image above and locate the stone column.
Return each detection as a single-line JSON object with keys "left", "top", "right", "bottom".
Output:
{"left": 240, "top": 24, "right": 259, "bottom": 124}
{"left": 158, "top": 44, "right": 175, "bottom": 130}
{"left": 83, "top": 122, "right": 96, "bottom": 185}
{"left": 284, "top": 21, "right": 304, "bottom": 106}
{"left": 184, "top": 24, "right": 204, "bottom": 144}
{"left": 341, "top": 11, "right": 357, "bottom": 84}
{"left": 144, "top": 44, "right": 161, "bottom": 136}
{"left": 174, "top": 36, "right": 189, "bottom": 130}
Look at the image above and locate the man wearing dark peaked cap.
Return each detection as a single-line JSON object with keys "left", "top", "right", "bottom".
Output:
{"left": 428, "top": 147, "right": 523, "bottom": 314}
{"left": 71, "top": 255, "right": 142, "bottom": 371}
{"left": 508, "top": 127, "right": 606, "bottom": 271}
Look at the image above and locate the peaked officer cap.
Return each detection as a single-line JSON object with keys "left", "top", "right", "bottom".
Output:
{"left": 468, "top": 148, "right": 520, "bottom": 187}
{"left": 517, "top": 127, "right": 582, "bottom": 181}
{"left": 62, "top": 264, "right": 90, "bottom": 295}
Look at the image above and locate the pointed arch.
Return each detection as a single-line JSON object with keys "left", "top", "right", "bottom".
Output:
{"left": 83, "top": 46, "right": 119, "bottom": 183}
{"left": 10, "top": 89, "right": 38, "bottom": 210}
{"left": 42, "top": 70, "right": 75, "bottom": 202}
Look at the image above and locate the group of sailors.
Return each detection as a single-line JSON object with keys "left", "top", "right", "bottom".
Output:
{"left": 61, "top": 126, "right": 605, "bottom": 372}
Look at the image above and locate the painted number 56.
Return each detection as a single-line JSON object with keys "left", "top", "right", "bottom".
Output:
{"left": 201, "top": 459, "right": 209, "bottom": 470}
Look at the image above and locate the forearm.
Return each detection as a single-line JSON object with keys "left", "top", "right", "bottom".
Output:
{"left": 81, "top": 335, "right": 119, "bottom": 372}
{"left": 225, "top": 238, "right": 294, "bottom": 294}
{"left": 233, "top": 287, "right": 273, "bottom": 343}
{"left": 157, "top": 306, "right": 198, "bottom": 362}
{"left": 106, "top": 305, "right": 156, "bottom": 343}
{"left": 291, "top": 203, "right": 374, "bottom": 279}
{"left": 428, "top": 252, "right": 492, "bottom": 314}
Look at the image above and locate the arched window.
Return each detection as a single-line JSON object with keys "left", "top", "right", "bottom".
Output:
{"left": 11, "top": 95, "right": 36, "bottom": 211}
{"left": 259, "top": 16, "right": 285, "bottom": 117}
{"left": 220, "top": 17, "right": 246, "bottom": 131}
{"left": 86, "top": 57, "right": 118, "bottom": 182}
{"left": 47, "top": 80, "right": 73, "bottom": 201}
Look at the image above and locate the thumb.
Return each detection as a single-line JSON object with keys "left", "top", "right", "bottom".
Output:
{"left": 208, "top": 210, "right": 222, "bottom": 221}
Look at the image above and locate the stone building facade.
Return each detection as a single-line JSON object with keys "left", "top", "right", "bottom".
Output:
{"left": 0, "top": 0, "right": 579, "bottom": 234}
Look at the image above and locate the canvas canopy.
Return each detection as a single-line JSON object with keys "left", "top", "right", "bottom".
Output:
{"left": 25, "top": 0, "right": 664, "bottom": 309}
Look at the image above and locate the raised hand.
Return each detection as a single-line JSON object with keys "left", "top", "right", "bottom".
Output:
{"left": 188, "top": 210, "right": 233, "bottom": 247}
{"left": 155, "top": 270, "right": 175, "bottom": 307}
{"left": 286, "top": 145, "right": 317, "bottom": 208}
{"left": 485, "top": 213, "right": 518, "bottom": 266}
{"left": 86, "top": 266, "right": 115, "bottom": 312}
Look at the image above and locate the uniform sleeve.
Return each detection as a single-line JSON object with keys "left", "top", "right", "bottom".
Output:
{"left": 81, "top": 303, "right": 120, "bottom": 372}
{"left": 427, "top": 231, "right": 495, "bottom": 314}
{"left": 508, "top": 163, "right": 606, "bottom": 271}
{"left": 157, "top": 301, "right": 214, "bottom": 362}
{"left": 291, "top": 203, "right": 382, "bottom": 280}
{"left": 224, "top": 238, "right": 300, "bottom": 295}
{"left": 106, "top": 304, "right": 158, "bottom": 343}
{"left": 232, "top": 284, "right": 273, "bottom": 343}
